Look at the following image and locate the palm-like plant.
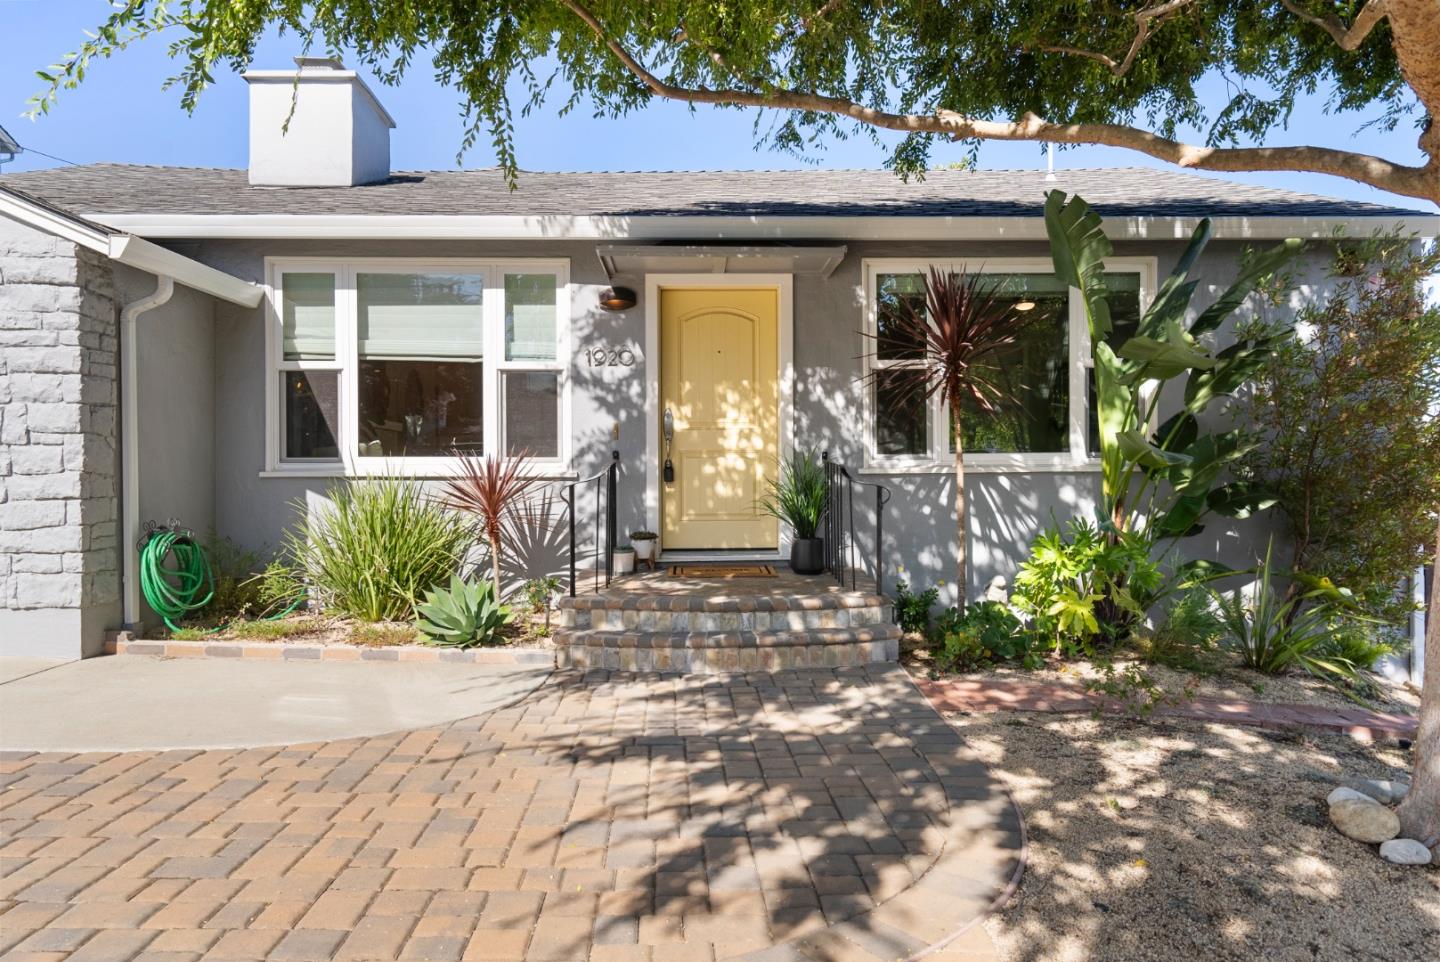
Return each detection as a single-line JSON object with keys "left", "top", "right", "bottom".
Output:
{"left": 864, "top": 268, "right": 1030, "bottom": 606}
{"left": 441, "top": 452, "right": 541, "bottom": 596}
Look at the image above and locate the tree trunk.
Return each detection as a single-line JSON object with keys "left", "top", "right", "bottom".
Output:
{"left": 489, "top": 534, "right": 503, "bottom": 598}
{"left": 1396, "top": 520, "right": 1439, "bottom": 847}
{"left": 954, "top": 403, "right": 968, "bottom": 610}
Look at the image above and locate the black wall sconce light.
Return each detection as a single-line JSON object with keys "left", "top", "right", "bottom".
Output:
{"left": 598, "top": 286, "right": 637, "bottom": 312}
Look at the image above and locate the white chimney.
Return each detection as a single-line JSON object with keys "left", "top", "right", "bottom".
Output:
{"left": 242, "top": 57, "right": 396, "bottom": 187}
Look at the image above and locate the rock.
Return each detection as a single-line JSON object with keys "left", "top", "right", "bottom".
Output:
{"left": 1379, "top": 839, "right": 1433, "bottom": 866}
{"left": 1329, "top": 798, "right": 1401, "bottom": 844}
{"left": 1327, "top": 786, "right": 1373, "bottom": 807}
{"left": 1345, "top": 778, "right": 1412, "bottom": 805}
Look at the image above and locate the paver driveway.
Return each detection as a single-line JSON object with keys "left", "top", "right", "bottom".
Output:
{"left": 0, "top": 666, "right": 1021, "bottom": 962}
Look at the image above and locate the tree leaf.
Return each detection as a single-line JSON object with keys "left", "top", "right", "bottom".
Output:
{"left": 1191, "top": 238, "right": 1304, "bottom": 336}
{"left": 1207, "top": 482, "right": 1278, "bottom": 518}
{"left": 1117, "top": 429, "right": 1191, "bottom": 469}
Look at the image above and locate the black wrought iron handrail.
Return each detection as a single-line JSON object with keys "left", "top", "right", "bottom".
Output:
{"left": 559, "top": 451, "right": 619, "bottom": 596}
{"left": 821, "top": 451, "right": 892, "bottom": 596}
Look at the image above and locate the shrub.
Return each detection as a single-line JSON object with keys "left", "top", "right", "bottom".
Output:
{"left": 285, "top": 478, "right": 474, "bottom": 622}
{"left": 933, "top": 601, "right": 1036, "bottom": 672}
{"left": 1236, "top": 234, "right": 1440, "bottom": 625}
{"left": 522, "top": 576, "right": 563, "bottom": 635}
{"left": 1011, "top": 518, "right": 1163, "bottom": 653}
{"left": 1139, "top": 588, "right": 1226, "bottom": 670}
{"left": 1209, "top": 541, "right": 1370, "bottom": 686}
{"left": 200, "top": 533, "right": 263, "bottom": 621}
{"left": 441, "top": 453, "right": 542, "bottom": 595}
{"left": 892, "top": 580, "right": 940, "bottom": 634}
{"left": 413, "top": 576, "right": 514, "bottom": 648}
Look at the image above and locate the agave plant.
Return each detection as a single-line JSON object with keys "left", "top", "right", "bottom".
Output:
{"left": 441, "top": 452, "right": 542, "bottom": 596}
{"left": 413, "top": 575, "right": 513, "bottom": 647}
{"left": 862, "top": 268, "right": 1032, "bottom": 605}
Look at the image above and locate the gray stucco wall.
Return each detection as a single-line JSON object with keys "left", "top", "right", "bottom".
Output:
{"left": 0, "top": 215, "right": 122, "bottom": 658}
{"left": 123, "top": 267, "right": 218, "bottom": 629}
{"left": 177, "top": 234, "right": 1332, "bottom": 605}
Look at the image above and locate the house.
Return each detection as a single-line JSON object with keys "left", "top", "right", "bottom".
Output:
{"left": 1, "top": 58, "right": 1434, "bottom": 661}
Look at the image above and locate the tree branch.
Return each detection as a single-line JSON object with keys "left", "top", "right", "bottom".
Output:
{"left": 1280, "top": 0, "right": 1390, "bottom": 51}
{"left": 559, "top": 0, "right": 1440, "bottom": 204}
{"left": 1037, "top": 0, "right": 1199, "bottom": 77}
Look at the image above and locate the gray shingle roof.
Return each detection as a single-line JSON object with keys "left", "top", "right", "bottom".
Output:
{"left": 0, "top": 163, "right": 1424, "bottom": 219}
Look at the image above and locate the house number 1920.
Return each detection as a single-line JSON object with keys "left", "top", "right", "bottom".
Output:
{"left": 583, "top": 347, "right": 637, "bottom": 367}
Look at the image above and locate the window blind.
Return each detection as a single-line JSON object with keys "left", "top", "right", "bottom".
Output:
{"left": 281, "top": 273, "right": 336, "bottom": 361}
{"left": 357, "top": 272, "right": 485, "bottom": 359}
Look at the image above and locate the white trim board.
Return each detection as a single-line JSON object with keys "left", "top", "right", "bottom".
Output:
{"left": 643, "top": 273, "right": 795, "bottom": 555}
{"left": 85, "top": 212, "right": 1440, "bottom": 242}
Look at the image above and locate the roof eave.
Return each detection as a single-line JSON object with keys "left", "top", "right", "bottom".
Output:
{"left": 82, "top": 211, "right": 1440, "bottom": 242}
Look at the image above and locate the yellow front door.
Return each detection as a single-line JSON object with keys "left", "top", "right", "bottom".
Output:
{"left": 660, "top": 287, "right": 779, "bottom": 550}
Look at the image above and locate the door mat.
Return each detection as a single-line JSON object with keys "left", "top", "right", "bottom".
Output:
{"left": 668, "top": 564, "right": 778, "bottom": 579}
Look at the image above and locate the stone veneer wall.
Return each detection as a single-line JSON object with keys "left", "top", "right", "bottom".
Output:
{"left": 0, "top": 216, "right": 122, "bottom": 658}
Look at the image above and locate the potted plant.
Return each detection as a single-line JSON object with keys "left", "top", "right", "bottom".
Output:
{"left": 630, "top": 530, "right": 658, "bottom": 567}
{"left": 613, "top": 544, "right": 636, "bottom": 575}
{"left": 759, "top": 448, "right": 829, "bottom": 575}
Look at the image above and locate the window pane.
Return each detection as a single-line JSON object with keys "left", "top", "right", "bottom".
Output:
{"left": 282, "top": 370, "right": 339, "bottom": 460}
{"left": 875, "top": 369, "right": 927, "bottom": 456}
{"left": 505, "top": 273, "right": 558, "bottom": 361}
{"left": 1088, "top": 273, "right": 1143, "bottom": 455}
{"left": 504, "top": 372, "right": 559, "bottom": 458}
{"left": 875, "top": 273, "right": 926, "bottom": 361}
{"left": 358, "top": 272, "right": 484, "bottom": 358}
{"left": 356, "top": 272, "right": 486, "bottom": 457}
{"left": 948, "top": 277, "right": 1070, "bottom": 453}
{"left": 281, "top": 273, "right": 335, "bottom": 361}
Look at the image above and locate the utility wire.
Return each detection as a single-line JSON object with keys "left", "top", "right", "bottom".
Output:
{"left": 13, "top": 143, "right": 79, "bottom": 166}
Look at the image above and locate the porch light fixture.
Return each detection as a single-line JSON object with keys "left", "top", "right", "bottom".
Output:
{"left": 1013, "top": 300, "right": 1037, "bottom": 312}
{"left": 598, "top": 286, "right": 637, "bottom": 311}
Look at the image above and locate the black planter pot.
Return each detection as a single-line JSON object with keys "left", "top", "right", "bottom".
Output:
{"left": 790, "top": 537, "right": 825, "bottom": 575}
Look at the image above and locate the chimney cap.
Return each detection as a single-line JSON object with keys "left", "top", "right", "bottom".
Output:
{"left": 294, "top": 56, "right": 346, "bottom": 70}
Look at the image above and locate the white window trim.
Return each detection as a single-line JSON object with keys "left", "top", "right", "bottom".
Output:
{"left": 860, "top": 256, "right": 1156, "bottom": 474}
{"left": 263, "top": 256, "right": 573, "bottom": 478}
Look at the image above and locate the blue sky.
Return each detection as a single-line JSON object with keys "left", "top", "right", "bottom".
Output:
{"left": 2, "top": 0, "right": 1434, "bottom": 212}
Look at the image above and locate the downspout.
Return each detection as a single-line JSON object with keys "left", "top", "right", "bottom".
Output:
{"left": 119, "top": 275, "right": 174, "bottom": 629}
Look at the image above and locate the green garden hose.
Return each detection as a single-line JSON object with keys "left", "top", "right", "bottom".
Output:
{"left": 138, "top": 525, "right": 215, "bottom": 632}
{"left": 138, "top": 523, "right": 304, "bottom": 633}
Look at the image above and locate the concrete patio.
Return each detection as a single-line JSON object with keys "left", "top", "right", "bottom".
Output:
{"left": 0, "top": 666, "right": 1021, "bottom": 961}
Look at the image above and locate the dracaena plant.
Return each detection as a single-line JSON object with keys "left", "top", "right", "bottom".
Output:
{"left": 441, "top": 452, "right": 542, "bottom": 596}
{"left": 1044, "top": 191, "right": 1303, "bottom": 559}
{"left": 863, "top": 268, "right": 1032, "bottom": 605}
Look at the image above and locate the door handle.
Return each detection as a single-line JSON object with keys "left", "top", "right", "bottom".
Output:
{"left": 663, "top": 408, "right": 675, "bottom": 483}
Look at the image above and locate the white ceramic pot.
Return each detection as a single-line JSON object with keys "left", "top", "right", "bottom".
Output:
{"left": 613, "top": 549, "right": 636, "bottom": 574}
{"left": 633, "top": 539, "right": 656, "bottom": 562}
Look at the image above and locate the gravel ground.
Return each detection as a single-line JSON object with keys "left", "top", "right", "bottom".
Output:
{"left": 949, "top": 710, "right": 1438, "bottom": 962}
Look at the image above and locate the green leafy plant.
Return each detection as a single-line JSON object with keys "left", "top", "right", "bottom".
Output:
{"left": 241, "top": 560, "right": 307, "bottom": 619}
{"left": 1236, "top": 234, "right": 1440, "bottom": 626}
{"left": 630, "top": 531, "right": 657, "bottom": 541}
{"left": 933, "top": 601, "right": 1035, "bottom": 672}
{"left": 1139, "top": 588, "right": 1227, "bottom": 671}
{"left": 757, "top": 448, "right": 828, "bottom": 539}
{"left": 285, "top": 478, "right": 474, "bottom": 622}
{"left": 200, "top": 533, "right": 263, "bottom": 621}
{"left": 414, "top": 575, "right": 514, "bottom": 648}
{"left": 1209, "top": 541, "right": 1371, "bottom": 687}
{"left": 892, "top": 580, "right": 940, "bottom": 634}
{"left": 861, "top": 268, "right": 1033, "bottom": 602}
{"left": 1045, "top": 192, "right": 1300, "bottom": 548}
{"left": 522, "top": 576, "right": 563, "bottom": 635}
{"left": 1011, "top": 518, "right": 1164, "bottom": 652}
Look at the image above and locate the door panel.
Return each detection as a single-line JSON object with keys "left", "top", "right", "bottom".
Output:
{"left": 661, "top": 288, "right": 779, "bottom": 549}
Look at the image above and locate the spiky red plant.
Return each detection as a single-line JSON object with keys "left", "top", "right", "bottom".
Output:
{"left": 441, "top": 452, "right": 541, "bottom": 595}
{"left": 863, "top": 267, "right": 1031, "bottom": 605}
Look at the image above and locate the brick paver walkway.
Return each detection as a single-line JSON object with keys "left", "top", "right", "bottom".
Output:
{"left": 0, "top": 667, "right": 1021, "bottom": 962}
{"left": 916, "top": 677, "right": 1419, "bottom": 742}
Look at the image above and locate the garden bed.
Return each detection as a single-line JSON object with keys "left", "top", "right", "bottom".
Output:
{"left": 902, "top": 634, "right": 1420, "bottom": 716}
{"left": 956, "top": 710, "right": 1438, "bottom": 962}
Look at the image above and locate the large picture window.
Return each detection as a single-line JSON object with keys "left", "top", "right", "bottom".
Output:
{"left": 863, "top": 258, "right": 1151, "bottom": 472}
{"left": 266, "top": 259, "right": 568, "bottom": 474}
